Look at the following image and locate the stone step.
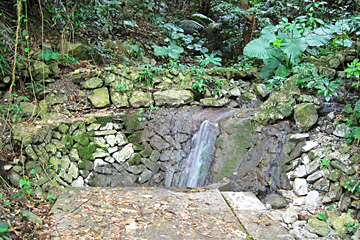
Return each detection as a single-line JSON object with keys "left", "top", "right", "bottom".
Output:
{"left": 222, "top": 192, "right": 295, "bottom": 240}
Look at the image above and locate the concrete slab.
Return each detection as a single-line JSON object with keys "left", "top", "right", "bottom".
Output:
{"left": 37, "top": 187, "right": 250, "bottom": 239}
{"left": 222, "top": 192, "right": 294, "bottom": 240}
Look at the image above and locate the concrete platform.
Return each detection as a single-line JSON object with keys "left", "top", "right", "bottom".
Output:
{"left": 37, "top": 188, "right": 294, "bottom": 240}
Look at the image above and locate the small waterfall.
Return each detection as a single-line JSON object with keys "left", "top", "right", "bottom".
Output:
{"left": 177, "top": 120, "right": 218, "bottom": 187}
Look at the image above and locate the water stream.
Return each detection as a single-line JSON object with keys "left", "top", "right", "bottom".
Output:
{"left": 177, "top": 120, "right": 218, "bottom": 187}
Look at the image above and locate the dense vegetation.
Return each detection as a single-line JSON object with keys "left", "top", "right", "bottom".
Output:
{"left": 0, "top": 0, "right": 359, "bottom": 238}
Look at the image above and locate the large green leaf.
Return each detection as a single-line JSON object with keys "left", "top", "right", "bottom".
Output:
{"left": 243, "top": 37, "right": 271, "bottom": 60}
{"left": 0, "top": 222, "right": 9, "bottom": 232}
{"left": 260, "top": 25, "right": 277, "bottom": 42}
{"left": 167, "top": 45, "right": 184, "bottom": 59}
{"left": 280, "top": 38, "right": 308, "bottom": 60}
{"left": 153, "top": 46, "right": 168, "bottom": 56}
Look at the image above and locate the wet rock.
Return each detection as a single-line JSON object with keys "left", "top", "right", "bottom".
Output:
{"left": 294, "top": 103, "right": 318, "bottom": 131}
{"left": 264, "top": 194, "right": 288, "bottom": 209}
{"left": 306, "top": 218, "right": 330, "bottom": 237}
{"left": 88, "top": 87, "right": 110, "bottom": 108}
{"left": 333, "top": 123, "right": 351, "bottom": 138}
{"left": 293, "top": 178, "right": 308, "bottom": 196}
{"left": 200, "top": 97, "right": 230, "bottom": 107}
{"left": 153, "top": 90, "right": 193, "bottom": 107}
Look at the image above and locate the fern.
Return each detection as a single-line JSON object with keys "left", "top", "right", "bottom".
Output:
{"left": 179, "top": 20, "right": 205, "bottom": 33}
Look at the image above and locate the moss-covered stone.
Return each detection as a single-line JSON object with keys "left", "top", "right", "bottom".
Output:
{"left": 128, "top": 131, "right": 142, "bottom": 144}
{"left": 120, "top": 114, "right": 141, "bottom": 133}
{"left": 25, "top": 161, "right": 42, "bottom": 176}
{"left": 95, "top": 116, "right": 113, "bottom": 127}
{"left": 128, "top": 153, "right": 142, "bottom": 165}
{"left": 133, "top": 143, "right": 145, "bottom": 151}
{"left": 78, "top": 160, "right": 94, "bottom": 171}
{"left": 58, "top": 123, "right": 69, "bottom": 134}
{"left": 77, "top": 143, "right": 97, "bottom": 160}
{"left": 61, "top": 134, "right": 74, "bottom": 149}
{"left": 73, "top": 131, "right": 90, "bottom": 147}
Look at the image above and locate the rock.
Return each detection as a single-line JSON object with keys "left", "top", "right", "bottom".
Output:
{"left": 22, "top": 210, "right": 43, "bottom": 225}
{"left": 305, "top": 159, "right": 320, "bottom": 175}
{"left": 327, "top": 183, "right": 342, "bottom": 201}
{"left": 302, "top": 141, "right": 319, "bottom": 152}
{"left": 293, "top": 165, "right": 307, "bottom": 178}
{"left": 289, "top": 133, "right": 310, "bottom": 141}
{"left": 138, "top": 169, "right": 153, "bottom": 183}
{"left": 325, "top": 168, "right": 342, "bottom": 181}
{"left": 293, "top": 178, "right": 308, "bottom": 196}
{"left": 141, "top": 158, "right": 159, "bottom": 172}
{"left": 333, "top": 123, "right": 351, "bottom": 138}
{"left": 104, "top": 135, "right": 116, "bottom": 147}
{"left": 282, "top": 205, "right": 298, "bottom": 223}
{"left": 45, "top": 94, "right": 68, "bottom": 106}
{"left": 254, "top": 83, "right": 270, "bottom": 99}
{"left": 313, "top": 179, "right": 330, "bottom": 192}
{"left": 227, "top": 87, "right": 241, "bottom": 98}
{"left": 150, "top": 150, "right": 161, "bottom": 162}
{"left": 328, "top": 212, "right": 356, "bottom": 236}
{"left": 330, "top": 159, "right": 355, "bottom": 175}
{"left": 153, "top": 90, "right": 193, "bottom": 107}
{"left": 129, "top": 91, "right": 153, "bottom": 108}
{"left": 339, "top": 195, "right": 352, "bottom": 212}
{"left": 264, "top": 194, "right": 288, "bottom": 209}
{"left": 113, "top": 144, "right": 134, "bottom": 163}
{"left": 71, "top": 176, "right": 84, "bottom": 187}
{"left": 306, "top": 218, "right": 330, "bottom": 237}
{"left": 94, "top": 159, "right": 107, "bottom": 169}
{"left": 80, "top": 77, "right": 103, "bottom": 89}
{"left": 32, "top": 62, "right": 51, "bottom": 81}
{"left": 68, "top": 162, "right": 79, "bottom": 179}
{"left": 25, "top": 145, "right": 38, "bottom": 161}
{"left": 88, "top": 87, "right": 110, "bottom": 108}
{"left": 110, "top": 89, "right": 130, "bottom": 108}
{"left": 20, "top": 102, "right": 38, "bottom": 116}
{"left": 200, "top": 97, "right": 230, "bottom": 107}
{"left": 290, "top": 142, "right": 305, "bottom": 159}
{"left": 306, "top": 171, "right": 323, "bottom": 183}
{"left": 294, "top": 103, "right": 318, "bottom": 131}
{"left": 59, "top": 169, "right": 73, "bottom": 184}
{"left": 305, "top": 191, "right": 320, "bottom": 206}
{"left": 115, "top": 132, "right": 128, "bottom": 146}
{"left": 78, "top": 160, "right": 94, "bottom": 171}
{"left": 62, "top": 42, "right": 93, "bottom": 61}
{"left": 128, "top": 153, "right": 142, "bottom": 165}
{"left": 126, "top": 165, "right": 145, "bottom": 175}
{"left": 9, "top": 172, "right": 22, "bottom": 187}
{"left": 149, "top": 135, "right": 170, "bottom": 152}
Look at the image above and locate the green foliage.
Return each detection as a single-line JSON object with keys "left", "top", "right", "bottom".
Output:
{"left": 344, "top": 59, "right": 360, "bottom": 79}
{"left": 9, "top": 104, "right": 24, "bottom": 123}
{"left": 196, "top": 53, "right": 222, "bottom": 67}
{"left": 25, "top": 82, "right": 43, "bottom": 91}
{"left": 192, "top": 79, "right": 206, "bottom": 92}
{"left": 320, "top": 158, "right": 330, "bottom": 169}
{"left": 293, "top": 63, "right": 342, "bottom": 101}
{"left": 344, "top": 178, "right": 360, "bottom": 193}
{"left": 153, "top": 41, "right": 184, "bottom": 59}
{"left": 0, "top": 221, "right": 10, "bottom": 240}
{"left": 11, "top": 177, "right": 33, "bottom": 199}
{"left": 38, "top": 49, "right": 60, "bottom": 61}
{"left": 137, "top": 64, "right": 162, "bottom": 87}
{"left": 137, "top": 108, "right": 146, "bottom": 122}
{"left": 344, "top": 100, "right": 360, "bottom": 145}
{"left": 317, "top": 213, "right": 327, "bottom": 220}
{"left": 344, "top": 223, "right": 359, "bottom": 233}
{"left": 47, "top": 193, "right": 57, "bottom": 203}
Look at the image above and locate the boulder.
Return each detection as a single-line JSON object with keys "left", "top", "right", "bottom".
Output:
{"left": 80, "top": 77, "right": 103, "bottom": 89}
{"left": 88, "top": 87, "right": 110, "bottom": 108}
{"left": 129, "top": 91, "right": 153, "bottom": 108}
{"left": 306, "top": 218, "right": 330, "bottom": 237}
{"left": 153, "top": 90, "right": 193, "bottom": 107}
{"left": 294, "top": 103, "right": 318, "bottom": 131}
{"left": 32, "top": 61, "right": 50, "bottom": 81}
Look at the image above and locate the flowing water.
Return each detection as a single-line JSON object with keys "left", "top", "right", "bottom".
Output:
{"left": 177, "top": 120, "right": 218, "bottom": 187}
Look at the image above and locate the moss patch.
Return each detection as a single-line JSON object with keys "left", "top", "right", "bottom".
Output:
{"left": 61, "top": 134, "right": 74, "bottom": 149}
{"left": 120, "top": 114, "right": 141, "bottom": 133}
{"left": 95, "top": 116, "right": 113, "bottom": 127}
{"left": 77, "top": 143, "right": 97, "bottom": 160}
